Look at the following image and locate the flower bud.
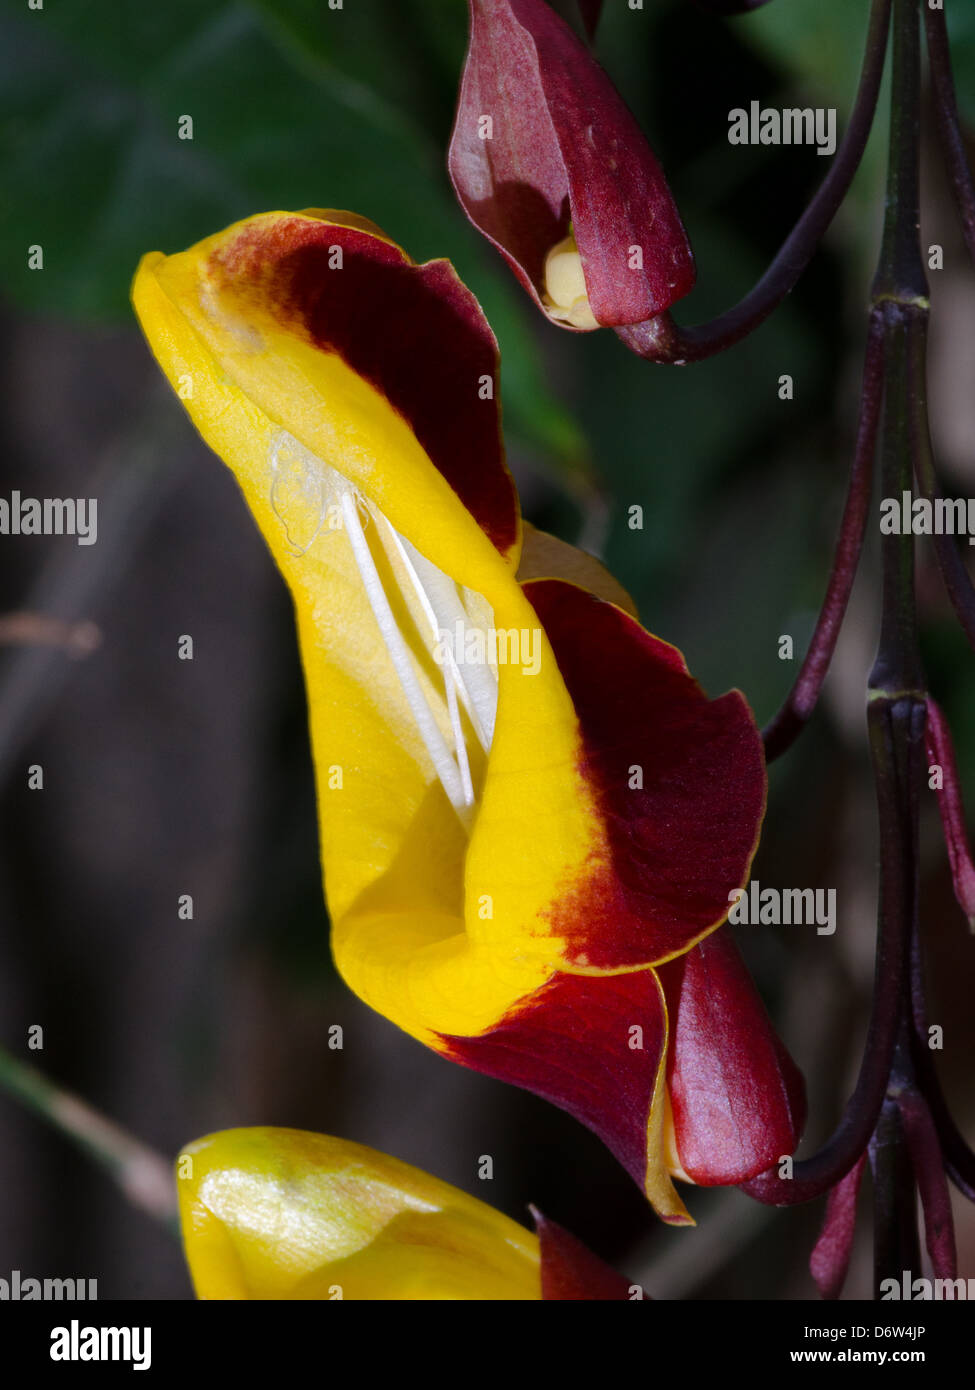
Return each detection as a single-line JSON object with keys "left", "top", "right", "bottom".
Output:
{"left": 449, "top": 0, "right": 695, "bottom": 332}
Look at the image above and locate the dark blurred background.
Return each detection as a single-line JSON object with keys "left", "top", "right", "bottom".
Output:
{"left": 0, "top": 0, "right": 974, "bottom": 1299}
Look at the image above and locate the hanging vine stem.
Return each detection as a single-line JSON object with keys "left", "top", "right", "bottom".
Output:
{"left": 762, "top": 315, "right": 884, "bottom": 763}
{"left": 909, "top": 925, "right": 975, "bottom": 1201}
{"left": 911, "top": 347, "right": 975, "bottom": 652}
{"left": 744, "top": 3, "right": 936, "bottom": 1245}
{"left": 619, "top": 0, "right": 892, "bottom": 364}
{"left": 925, "top": 3, "right": 975, "bottom": 267}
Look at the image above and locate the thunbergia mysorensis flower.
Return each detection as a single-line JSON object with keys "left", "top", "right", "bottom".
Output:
{"left": 132, "top": 209, "right": 802, "bottom": 1224}
{"left": 176, "top": 1128, "right": 635, "bottom": 1300}
{"left": 448, "top": 0, "right": 695, "bottom": 332}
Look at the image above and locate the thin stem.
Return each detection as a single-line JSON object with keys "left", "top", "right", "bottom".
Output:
{"left": 745, "top": 0, "right": 930, "bottom": 1219}
{"left": 743, "top": 697, "right": 924, "bottom": 1207}
{"left": 925, "top": 4, "right": 975, "bottom": 265}
{"left": 910, "top": 1026, "right": 975, "bottom": 1202}
{"left": 619, "top": 0, "right": 892, "bottom": 363}
{"left": 763, "top": 314, "right": 884, "bottom": 762}
{"left": 864, "top": 4, "right": 926, "bottom": 1292}
{"left": 870, "top": 1093, "right": 921, "bottom": 1289}
{"left": 924, "top": 698, "right": 975, "bottom": 926}
{"left": 0, "top": 1044, "right": 178, "bottom": 1231}
{"left": 911, "top": 343, "right": 975, "bottom": 652}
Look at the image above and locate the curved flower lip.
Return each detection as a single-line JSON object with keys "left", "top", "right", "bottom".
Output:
{"left": 448, "top": 0, "right": 695, "bottom": 329}
{"left": 177, "top": 1128, "right": 542, "bottom": 1300}
{"left": 133, "top": 209, "right": 770, "bottom": 1223}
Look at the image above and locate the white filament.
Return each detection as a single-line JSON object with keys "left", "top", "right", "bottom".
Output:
{"left": 340, "top": 491, "right": 474, "bottom": 826}
{"left": 373, "top": 515, "right": 476, "bottom": 804}
{"left": 399, "top": 537, "right": 499, "bottom": 746}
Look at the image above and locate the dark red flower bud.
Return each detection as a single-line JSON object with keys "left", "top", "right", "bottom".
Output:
{"left": 448, "top": 0, "right": 695, "bottom": 331}
{"left": 658, "top": 925, "right": 807, "bottom": 1186}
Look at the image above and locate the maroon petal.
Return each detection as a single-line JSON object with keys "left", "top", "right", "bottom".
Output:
{"left": 524, "top": 579, "right": 767, "bottom": 969}
{"left": 898, "top": 1091, "right": 958, "bottom": 1282}
{"left": 658, "top": 925, "right": 807, "bottom": 1184}
{"left": 532, "top": 1208, "right": 642, "bottom": 1299}
{"left": 449, "top": 0, "right": 694, "bottom": 327}
{"left": 440, "top": 967, "right": 688, "bottom": 1220}
{"left": 204, "top": 212, "right": 519, "bottom": 558}
{"left": 809, "top": 1155, "right": 867, "bottom": 1300}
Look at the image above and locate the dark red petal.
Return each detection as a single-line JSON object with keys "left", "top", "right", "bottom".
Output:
{"left": 208, "top": 215, "right": 518, "bottom": 557}
{"left": 524, "top": 579, "right": 766, "bottom": 969}
{"left": 449, "top": 0, "right": 694, "bottom": 326}
{"left": 658, "top": 925, "right": 806, "bottom": 1185}
{"left": 809, "top": 1155, "right": 867, "bottom": 1300}
{"left": 449, "top": 1, "right": 568, "bottom": 313}
{"left": 898, "top": 1091, "right": 958, "bottom": 1282}
{"left": 440, "top": 968, "right": 671, "bottom": 1205}
{"left": 531, "top": 1208, "right": 641, "bottom": 1300}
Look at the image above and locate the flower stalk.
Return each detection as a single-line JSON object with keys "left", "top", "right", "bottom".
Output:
{"left": 622, "top": 0, "right": 893, "bottom": 363}
{"left": 745, "top": 6, "right": 966, "bottom": 1295}
{"left": 0, "top": 1044, "right": 177, "bottom": 1230}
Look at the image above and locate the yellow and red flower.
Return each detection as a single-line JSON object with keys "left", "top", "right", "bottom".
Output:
{"left": 133, "top": 209, "right": 802, "bottom": 1224}
{"left": 177, "top": 1127, "right": 634, "bottom": 1300}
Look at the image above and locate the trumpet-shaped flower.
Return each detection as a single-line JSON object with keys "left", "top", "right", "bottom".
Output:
{"left": 133, "top": 209, "right": 801, "bottom": 1223}
{"left": 177, "top": 1127, "right": 634, "bottom": 1300}
{"left": 448, "top": 0, "right": 695, "bottom": 332}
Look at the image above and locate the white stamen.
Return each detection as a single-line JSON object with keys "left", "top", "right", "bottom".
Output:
{"left": 340, "top": 491, "right": 472, "bottom": 826}
{"left": 444, "top": 665, "right": 475, "bottom": 807}
{"left": 374, "top": 512, "right": 489, "bottom": 756}
{"left": 372, "top": 513, "right": 478, "bottom": 800}
{"left": 399, "top": 537, "right": 499, "bottom": 746}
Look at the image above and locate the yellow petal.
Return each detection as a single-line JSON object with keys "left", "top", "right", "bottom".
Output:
{"left": 132, "top": 213, "right": 608, "bottom": 1043}
{"left": 177, "top": 1128, "right": 541, "bottom": 1300}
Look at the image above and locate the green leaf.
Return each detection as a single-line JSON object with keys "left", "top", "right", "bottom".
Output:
{"left": 0, "top": 0, "right": 580, "bottom": 472}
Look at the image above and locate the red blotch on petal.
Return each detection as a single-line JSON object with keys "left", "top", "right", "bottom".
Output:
{"left": 440, "top": 968, "right": 666, "bottom": 1194}
{"left": 210, "top": 216, "right": 519, "bottom": 557}
{"left": 524, "top": 579, "right": 766, "bottom": 970}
